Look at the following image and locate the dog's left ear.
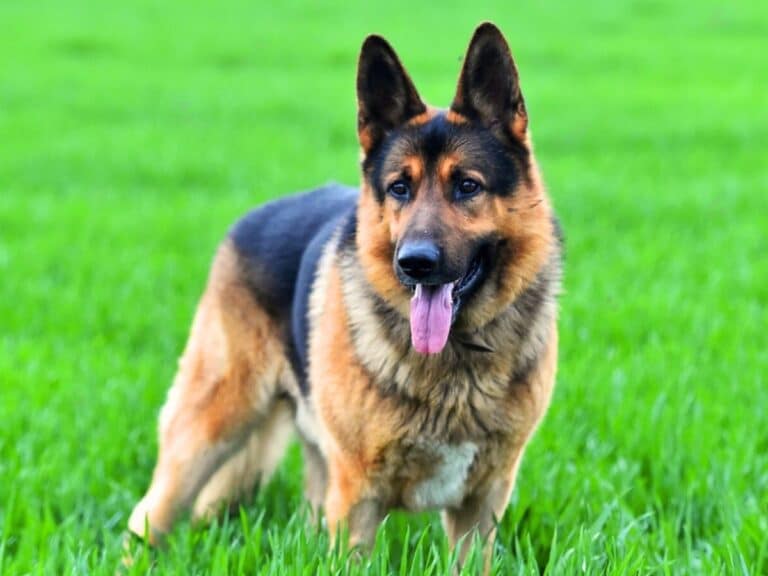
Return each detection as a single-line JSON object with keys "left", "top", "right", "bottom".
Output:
{"left": 357, "top": 35, "right": 426, "bottom": 153}
{"left": 451, "top": 23, "right": 528, "bottom": 143}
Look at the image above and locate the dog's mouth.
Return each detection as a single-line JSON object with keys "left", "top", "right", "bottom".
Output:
{"left": 452, "top": 250, "right": 486, "bottom": 304}
{"left": 406, "top": 248, "right": 489, "bottom": 355}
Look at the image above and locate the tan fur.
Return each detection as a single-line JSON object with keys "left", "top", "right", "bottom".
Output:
{"left": 406, "top": 106, "right": 439, "bottom": 127}
{"left": 445, "top": 109, "right": 468, "bottom": 124}
{"left": 357, "top": 188, "right": 409, "bottom": 310}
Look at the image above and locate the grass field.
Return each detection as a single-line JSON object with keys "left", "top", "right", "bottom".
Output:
{"left": 1, "top": 1, "right": 767, "bottom": 573}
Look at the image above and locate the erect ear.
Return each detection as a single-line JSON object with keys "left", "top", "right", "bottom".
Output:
{"left": 451, "top": 23, "right": 528, "bottom": 143}
{"left": 357, "top": 35, "right": 426, "bottom": 153}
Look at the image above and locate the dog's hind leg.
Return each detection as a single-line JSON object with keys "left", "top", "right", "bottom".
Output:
{"left": 128, "top": 242, "right": 290, "bottom": 543}
{"left": 299, "top": 438, "right": 328, "bottom": 523}
{"left": 192, "top": 397, "right": 294, "bottom": 521}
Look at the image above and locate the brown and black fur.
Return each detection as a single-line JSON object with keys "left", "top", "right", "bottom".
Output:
{"left": 128, "top": 23, "right": 562, "bottom": 571}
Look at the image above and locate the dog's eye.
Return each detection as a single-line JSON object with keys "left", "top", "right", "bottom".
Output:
{"left": 387, "top": 180, "right": 411, "bottom": 201}
{"left": 455, "top": 178, "right": 482, "bottom": 200}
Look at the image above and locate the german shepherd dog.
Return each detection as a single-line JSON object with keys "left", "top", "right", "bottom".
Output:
{"left": 128, "top": 22, "right": 562, "bottom": 569}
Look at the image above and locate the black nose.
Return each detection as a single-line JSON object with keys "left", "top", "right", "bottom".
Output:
{"left": 397, "top": 241, "right": 441, "bottom": 281}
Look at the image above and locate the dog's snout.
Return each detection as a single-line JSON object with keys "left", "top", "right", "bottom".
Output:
{"left": 396, "top": 241, "right": 442, "bottom": 282}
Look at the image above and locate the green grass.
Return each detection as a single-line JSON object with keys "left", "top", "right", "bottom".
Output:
{"left": 1, "top": 0, "right": 767, "bottom": 573}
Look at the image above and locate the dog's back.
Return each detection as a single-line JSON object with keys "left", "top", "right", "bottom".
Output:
{"left": 229, "top": 184, "right": 357, "bottom": 379}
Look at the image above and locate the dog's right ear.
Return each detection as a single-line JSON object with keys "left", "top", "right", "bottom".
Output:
{"left": 357, "top": 35, "right": 426, "bottom": 154}
{"left": 451, "top": 23, "right": 528, "bottom": 144}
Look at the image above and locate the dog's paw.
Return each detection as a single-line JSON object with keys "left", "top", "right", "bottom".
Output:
{"left": 119, "top": 530, "right": 156, "bottom": 573}
{"left": 127, "top": 498, "right": 166, "bottom": 546}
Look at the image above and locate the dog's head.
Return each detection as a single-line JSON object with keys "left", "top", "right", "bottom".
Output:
{"left": 355, "top": 23, "right": 556, "bottom": 355}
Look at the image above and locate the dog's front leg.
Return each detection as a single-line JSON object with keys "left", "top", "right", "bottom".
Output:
{"left": 324, "top": 453, "right": 384, "bottom": 551}
{"left": 441, "top": 476, "right": 515, "bottom": 574}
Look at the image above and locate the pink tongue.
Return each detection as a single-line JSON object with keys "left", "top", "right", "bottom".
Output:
{"left": 409, "top": 283, "right": 454, "bottom": 355}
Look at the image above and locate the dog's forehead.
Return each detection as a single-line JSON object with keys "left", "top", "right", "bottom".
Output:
{"left": 405, "top": 113, "right": 464, "bottom": 163}
{"left": 375, "top": 113, "right": 518, "bottom": 191}
{"left": 381, "top": 114, "right": 481, "bottom": 171}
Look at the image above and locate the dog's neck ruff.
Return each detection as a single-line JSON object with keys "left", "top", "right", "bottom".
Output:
{"left": 334, "top": 236, "right": 558, "bottom": 411}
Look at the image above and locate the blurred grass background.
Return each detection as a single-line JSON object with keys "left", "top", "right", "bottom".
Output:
{"left": 1, "top": 1, "right": 767, "bottom": 574}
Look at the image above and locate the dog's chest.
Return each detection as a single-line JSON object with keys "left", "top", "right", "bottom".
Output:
{"left": 396, "top": 441, "right": 479, "bottom": 511}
